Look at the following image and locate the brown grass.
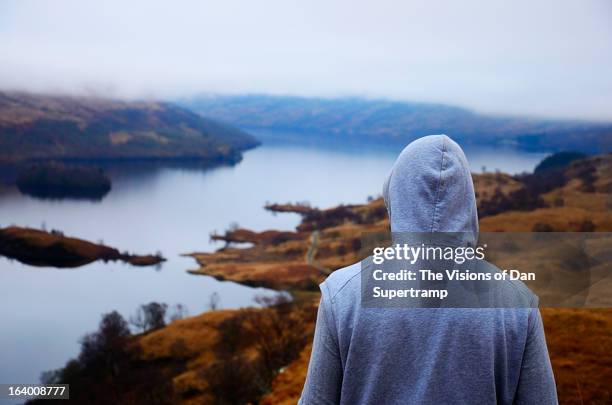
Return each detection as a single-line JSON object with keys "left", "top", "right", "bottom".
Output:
{"left": 473, "top": 172, "right": 523, "bottom": 205}
{"left": 136, "top": 309, "right": 247, "bottom": 404}
{"left": 542, "top": 309, "right": 612, "bottom": 404}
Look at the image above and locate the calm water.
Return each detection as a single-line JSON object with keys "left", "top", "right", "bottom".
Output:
{"left": 0, "top": 139, "right": 547, "bottom": 397}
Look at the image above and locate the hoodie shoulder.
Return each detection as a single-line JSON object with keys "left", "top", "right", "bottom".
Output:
{"left": 320, "top": 261, "right": 363, "bottom": 301}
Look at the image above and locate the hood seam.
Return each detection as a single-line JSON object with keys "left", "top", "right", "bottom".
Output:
{"left": 430, "top": 136, "right": 447, "bottom": 232}
{"left": 384, "top": 166, "right": 395, "bottom": 227}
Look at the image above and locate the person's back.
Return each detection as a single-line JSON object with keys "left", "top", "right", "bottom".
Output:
{"left": 299, "top": 135, "right": 557, "bottom": 404}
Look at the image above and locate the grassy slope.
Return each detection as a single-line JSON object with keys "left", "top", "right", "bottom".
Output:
{"left": 480, "top": 154, "right": 612, "bottom": 231}
{"left": 136, "top": 309, "right": 237, "bottom": 405}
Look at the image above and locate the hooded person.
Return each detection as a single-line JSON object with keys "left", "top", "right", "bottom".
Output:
{"left": 299, "top": 135, "right": 557, "bottom": 405}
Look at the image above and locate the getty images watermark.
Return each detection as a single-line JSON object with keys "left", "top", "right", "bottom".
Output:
{"left": 360, "top": 232, "right": 611, "bottom": 308}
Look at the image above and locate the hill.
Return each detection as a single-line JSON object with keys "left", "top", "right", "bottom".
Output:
{"left": 0, "top": 91, "right": 260, "bottom": 164}
{"left": 181, "top": 95, "right": 612, "bottom": 153}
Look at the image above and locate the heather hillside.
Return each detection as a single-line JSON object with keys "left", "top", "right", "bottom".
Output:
{"left": 0, "top": 91, "right": 259, "bottom": 164}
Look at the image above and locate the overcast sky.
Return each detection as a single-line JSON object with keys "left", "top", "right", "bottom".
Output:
{"left": 1, "top": 0, "right": 611, "bottom": 120}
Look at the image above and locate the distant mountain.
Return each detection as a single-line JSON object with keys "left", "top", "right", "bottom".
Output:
{"left": 0, "top": 91, "right": 260, "bottom": 164}
{"left": 181, "top": 95, "right": 612, "bottom": 153}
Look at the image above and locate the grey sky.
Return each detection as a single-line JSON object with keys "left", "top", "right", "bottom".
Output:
{"left": 1, "top": 0, "right": 611, "bottom": 120}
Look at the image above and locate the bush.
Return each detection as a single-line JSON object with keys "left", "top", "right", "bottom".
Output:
{"left": 532, "top": 222, "right": 554, "bottom": 232}
{"left": 206, "top": 296, "right": 314, "bottom": 404}
{"left": 201, "top": 354, "right": 266, "bottom": 405}
{"left": 579, "top": 220, "right": 596, "bottom": 232}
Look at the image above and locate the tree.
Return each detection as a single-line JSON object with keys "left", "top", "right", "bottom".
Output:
{"left": 130, "top": 302, "right": 168, "bottom": 333}
{"left": 78, "top": 311, "right": 131, "bottom": 378}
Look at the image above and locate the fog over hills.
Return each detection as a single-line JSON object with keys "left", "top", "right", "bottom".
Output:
{"left": 181, "top": 95, "right": 612, "bottom": 153}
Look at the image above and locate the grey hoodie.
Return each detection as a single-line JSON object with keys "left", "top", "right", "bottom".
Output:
{"left": 299, "top": 135, "right": 557, "bottom": 404}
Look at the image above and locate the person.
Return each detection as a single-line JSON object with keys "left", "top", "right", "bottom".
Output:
{"left": 299, "top": 135, "right": 557, "bottom": 404}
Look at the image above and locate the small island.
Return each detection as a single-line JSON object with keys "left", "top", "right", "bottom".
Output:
{"left": 17, "top": 162, "right": 112, "bottom": 200}
{"left": 0, "top": 226, "right": 165, "bottom": 268}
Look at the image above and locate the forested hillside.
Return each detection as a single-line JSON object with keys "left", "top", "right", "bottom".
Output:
{"left": 0, "top": 92, "right": 259, "bottom": 164}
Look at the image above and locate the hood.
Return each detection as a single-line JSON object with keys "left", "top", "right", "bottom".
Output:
{"left": 383, "top": 135, "right": 478, "bottom": 242}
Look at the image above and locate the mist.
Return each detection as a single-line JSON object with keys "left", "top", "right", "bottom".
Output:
{"left": 1, "top": 0, "right": 611, "bottom": 120}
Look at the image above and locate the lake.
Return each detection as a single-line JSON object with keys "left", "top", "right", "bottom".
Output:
{"left": 0, "top": 138, "right": 548, "bottom": 401}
